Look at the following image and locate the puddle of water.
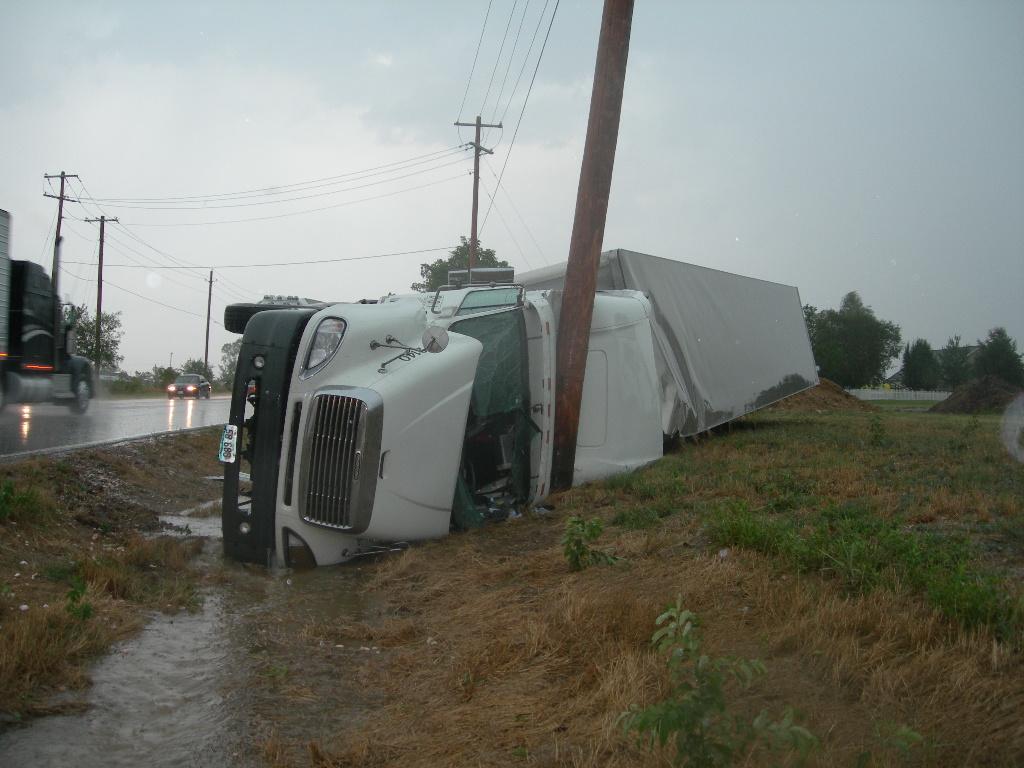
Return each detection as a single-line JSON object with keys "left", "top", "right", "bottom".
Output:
{"left": 0, "top": 506, "right": 380, "bottom": 767}
{"left": 0, "top": 593, "right": 237, "bottom": 767}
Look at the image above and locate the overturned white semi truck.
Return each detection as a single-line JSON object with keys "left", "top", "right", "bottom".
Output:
{"left": 220, "top": 250, "right": 817, "bottom": 567}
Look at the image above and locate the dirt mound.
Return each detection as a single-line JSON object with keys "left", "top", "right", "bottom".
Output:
{"left": 768, "top": 378, "right": 876, "bottom": 413}
{"left": 930, "top": 376, "right": 1023, "bottom": 414}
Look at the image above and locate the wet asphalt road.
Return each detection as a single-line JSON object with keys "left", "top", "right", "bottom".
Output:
{"left": 0, "top": 396, "right": 231, "bottom": 458}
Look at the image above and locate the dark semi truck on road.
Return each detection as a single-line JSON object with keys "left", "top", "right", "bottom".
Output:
{"left": 0, "top": 209, "right": 94, "bottom": 414}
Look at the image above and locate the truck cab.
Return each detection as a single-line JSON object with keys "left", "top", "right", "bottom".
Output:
{"left": 0, "top": 209, "right": 94, "bottom": 414}
{"left": 221, "top": 277, "right": 663, "bottom": 567}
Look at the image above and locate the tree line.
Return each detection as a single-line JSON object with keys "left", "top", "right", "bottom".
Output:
{"left": 803, "top": 292, "right": 1023, "bottom": 390}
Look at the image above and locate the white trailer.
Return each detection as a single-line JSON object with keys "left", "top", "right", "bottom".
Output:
{"left": 220, "top": 251, "right": 817, "bottom": 567}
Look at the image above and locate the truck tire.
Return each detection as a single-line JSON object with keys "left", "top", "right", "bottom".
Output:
{"left": 69, "top": 377, "right": 91, "bottom": 415}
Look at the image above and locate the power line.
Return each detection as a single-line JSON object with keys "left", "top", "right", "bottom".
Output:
{"left": 481, "top": 0, "right": 560, "bottom": 235}
{"left": 124, "top": 172, "right": 470, "bottom": 227}
{"left": 478, "top": 0, "right": 520, "bottom": 121}
{"left": 487, "top": 0, "right": 533, "bottom": 141}
{"left": 65, "top": 216, "right": 226, "bottom": 300}
{"left": 85, "top": 155, "right": 471, "bottom": 211}
{"left": 456, "top": 0, "right": 495, "bottom": 126}
{"left": 72, "top": 179, "right": 255, "bottom": 301}
{"left": 483, "top": 157, "right": 548, "bottom": 265}
{"left": 37, "top": 207, "right": 58, "bottom": 262}
{"left": 86, "top": 145, "right": 467, "bottom": 204}
{"left": 480, "top": 177, "right": 532, "bottom": 270}
{"left": 64, "top": 245, "right": 457, "bottom": 270}
{"left": 59, "top": 265, "right": 206, "bottom": 318}
{"left": 72, "top": 179, "right": 212, "bottom": 278}
{"left": 498, "top": 0, "right": 552, "bottom": 127}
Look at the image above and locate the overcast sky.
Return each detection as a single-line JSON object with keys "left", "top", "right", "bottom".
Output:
{"left": 1, "top": 0, "right": 1021, "bottom": 375}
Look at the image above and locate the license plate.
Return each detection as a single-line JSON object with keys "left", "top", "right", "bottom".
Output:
{"left": 218, "top": 424, "right": 239, "bottom": 464}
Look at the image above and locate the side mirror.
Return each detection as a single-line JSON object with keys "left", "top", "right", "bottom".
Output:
{"left": 421, "top": 326, "right": 449, "bottom": 354}
{"left": 65, "top": 327, "right": 77, "bottom": 355}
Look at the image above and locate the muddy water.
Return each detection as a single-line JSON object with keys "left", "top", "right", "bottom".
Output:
{"left": 0, "top": 512, "right": 378, "bottom": 767}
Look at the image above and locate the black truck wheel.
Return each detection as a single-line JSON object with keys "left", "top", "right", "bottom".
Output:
{"left": 69, "top": 377, "right": 91, "bottom": 415}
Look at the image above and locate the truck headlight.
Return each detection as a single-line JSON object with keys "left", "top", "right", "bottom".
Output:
{"left": 303, "top": 317, "right": 347, "bottom": 376}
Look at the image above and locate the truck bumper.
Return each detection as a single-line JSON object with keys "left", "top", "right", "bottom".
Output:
{"left": 222, "top": 309, "right": 316, "bottom": 565}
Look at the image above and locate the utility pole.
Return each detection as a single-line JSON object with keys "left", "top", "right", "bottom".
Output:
{"left": 551, "top": 0, "right": 634, "bottom": 492}
{"left": 204, "top": 270, "right": 213, "bottom": 376}
{"left": 83, "top": 215, "right": 118, "bottom": 375}
{"left": 43, "top": 171, "right": 79, "bottom": 365}
{"left": 453, "top": 115, "right": 501, "bottom": 281}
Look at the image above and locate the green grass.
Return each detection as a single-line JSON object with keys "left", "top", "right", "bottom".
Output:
{"left": 870, "top": 399, "right": 942, "bottom": 411}
{"left": 584, "top": 408, "right": 1024, "bottom": 644}
{"left": 704, "top": 499, "right": 1022, "bottom": 639}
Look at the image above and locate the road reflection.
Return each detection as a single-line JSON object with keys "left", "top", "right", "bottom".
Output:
{"left": 20, "top": 405, "right": 31, "bottom": 444}
{"left": 0, "top": 397, "right": 231, "bottom": 458}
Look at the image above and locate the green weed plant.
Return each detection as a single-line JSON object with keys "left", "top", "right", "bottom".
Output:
{"left": 622, "top": 598, "right": 816, "bottom": 766}
{"left": 562, "top": 516, "right": 618, "bottom": 571}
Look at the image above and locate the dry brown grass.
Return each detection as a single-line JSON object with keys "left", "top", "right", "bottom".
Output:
{"left": 297, "top": 408, "right": 1024, "bottom": 768}
{"left": 305, "top": 513, "right": 1024, "bottom": 766}
{"left": 0, "top": 429, "right": 221, "bottom": 716}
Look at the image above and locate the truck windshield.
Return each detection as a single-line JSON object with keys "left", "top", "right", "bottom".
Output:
{"left": 455, "top": 287, "right": 520, "bottom": 317}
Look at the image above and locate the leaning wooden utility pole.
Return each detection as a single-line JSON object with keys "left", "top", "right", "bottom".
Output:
{"left": 204, "top": 270, "right": 213, "bottom": 376}
{"left": 551, "top": 0, "right": 634, "bottom": 491}
{"left": 454, "top": 115, "right": 501, "bottom": 282}
{"left": 83, "top": 215, "right": 118, "bottom": 375}
{"left": 43, "top": 171, "right": 79, "bottom": 365}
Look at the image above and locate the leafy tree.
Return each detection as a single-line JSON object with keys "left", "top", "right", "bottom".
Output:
{"left": 63, "top": 303, "right": 124, "bottom": 371}
{"left": 939, "top": 335, "right": 971, "bottom": 389}
{"left": 805, "top": 292, "right": 902, "bottom": 388}
{"left": 974, "top": 327, "right": 1024, "bottom": 387}
{"left": 902, "top": 339, "right": 940, "bottom": 390}
{"left": 802, "top": 304, "right": 817, "bottom": 341}
{"left": 218, "top": 338, "right": 243, "bottom": 386}
{"left": 151, "top": 365, "right": 178, "bottom": 387}
{"left": 180, "top": 357, "right": 213, "bottom": 380}
{"left": 411, "top": 236, "right": 510, "bottom": 292}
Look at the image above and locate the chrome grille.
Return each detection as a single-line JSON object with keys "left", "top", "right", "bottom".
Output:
{"left": 302, "top": 394, "right": 365, "bottom": 529}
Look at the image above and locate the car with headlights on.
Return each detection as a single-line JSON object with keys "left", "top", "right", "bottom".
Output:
{"left": 167, "top": 373, "right": 212, "bottom": 399}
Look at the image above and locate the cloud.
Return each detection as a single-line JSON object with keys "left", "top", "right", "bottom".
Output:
{"left": 370, "top": 53, "right": 394, "bottom": 68}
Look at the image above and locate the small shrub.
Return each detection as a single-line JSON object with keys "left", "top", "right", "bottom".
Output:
{"left": 868, "top": 415, "right": 888, "bottom": 448}
{"left": 0, "top": 480, "right": 51, "bottom": 525}
{"left": 561, "top": 516, "right": 618, "bottom": 571}
{"left": 622, "top": 599, "right": 816, "bottom": 766}
{"left": 65, "top": 576, "right": 94, "bottom": 621}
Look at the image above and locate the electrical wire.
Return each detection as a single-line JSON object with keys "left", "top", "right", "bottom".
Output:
{"left": 483, "top": 157, "right": 548, "bottom": 265}
{"left": 124, "top": 172, "right": 470, "bottom": 227}
{"left": 478, "top": 0, "right": 520, "bottom": 122}
{"left": 86, "top": 145, "right": 467, "bottom": 204}
{"left": 486, "top": 0, "right": 533, "bottom": 143}
{"left": 456, "top": 0, "right": 495, "bottom": 138}
{"left": 481, "top": 0, "right": 560, "bottom": 235}
{"left": 59, "top": 265, "right": 205, "bottom": 319}
{"left": 64, "top": 245, "right": 457, "bottom": 270}
{"left": 37, "top": 207, "right": 58, "bottom": 262}
{"left": 85, "top": 155, "right": 471, "bottom": 211}
{"left": 73, "top": 180, "right": 256, "bottom": 300}
{"left": 497, "top": 0, "right": 551, "bottom": 127}
{"left": 480, "top": 178, "right": 532, "bottom": 271}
